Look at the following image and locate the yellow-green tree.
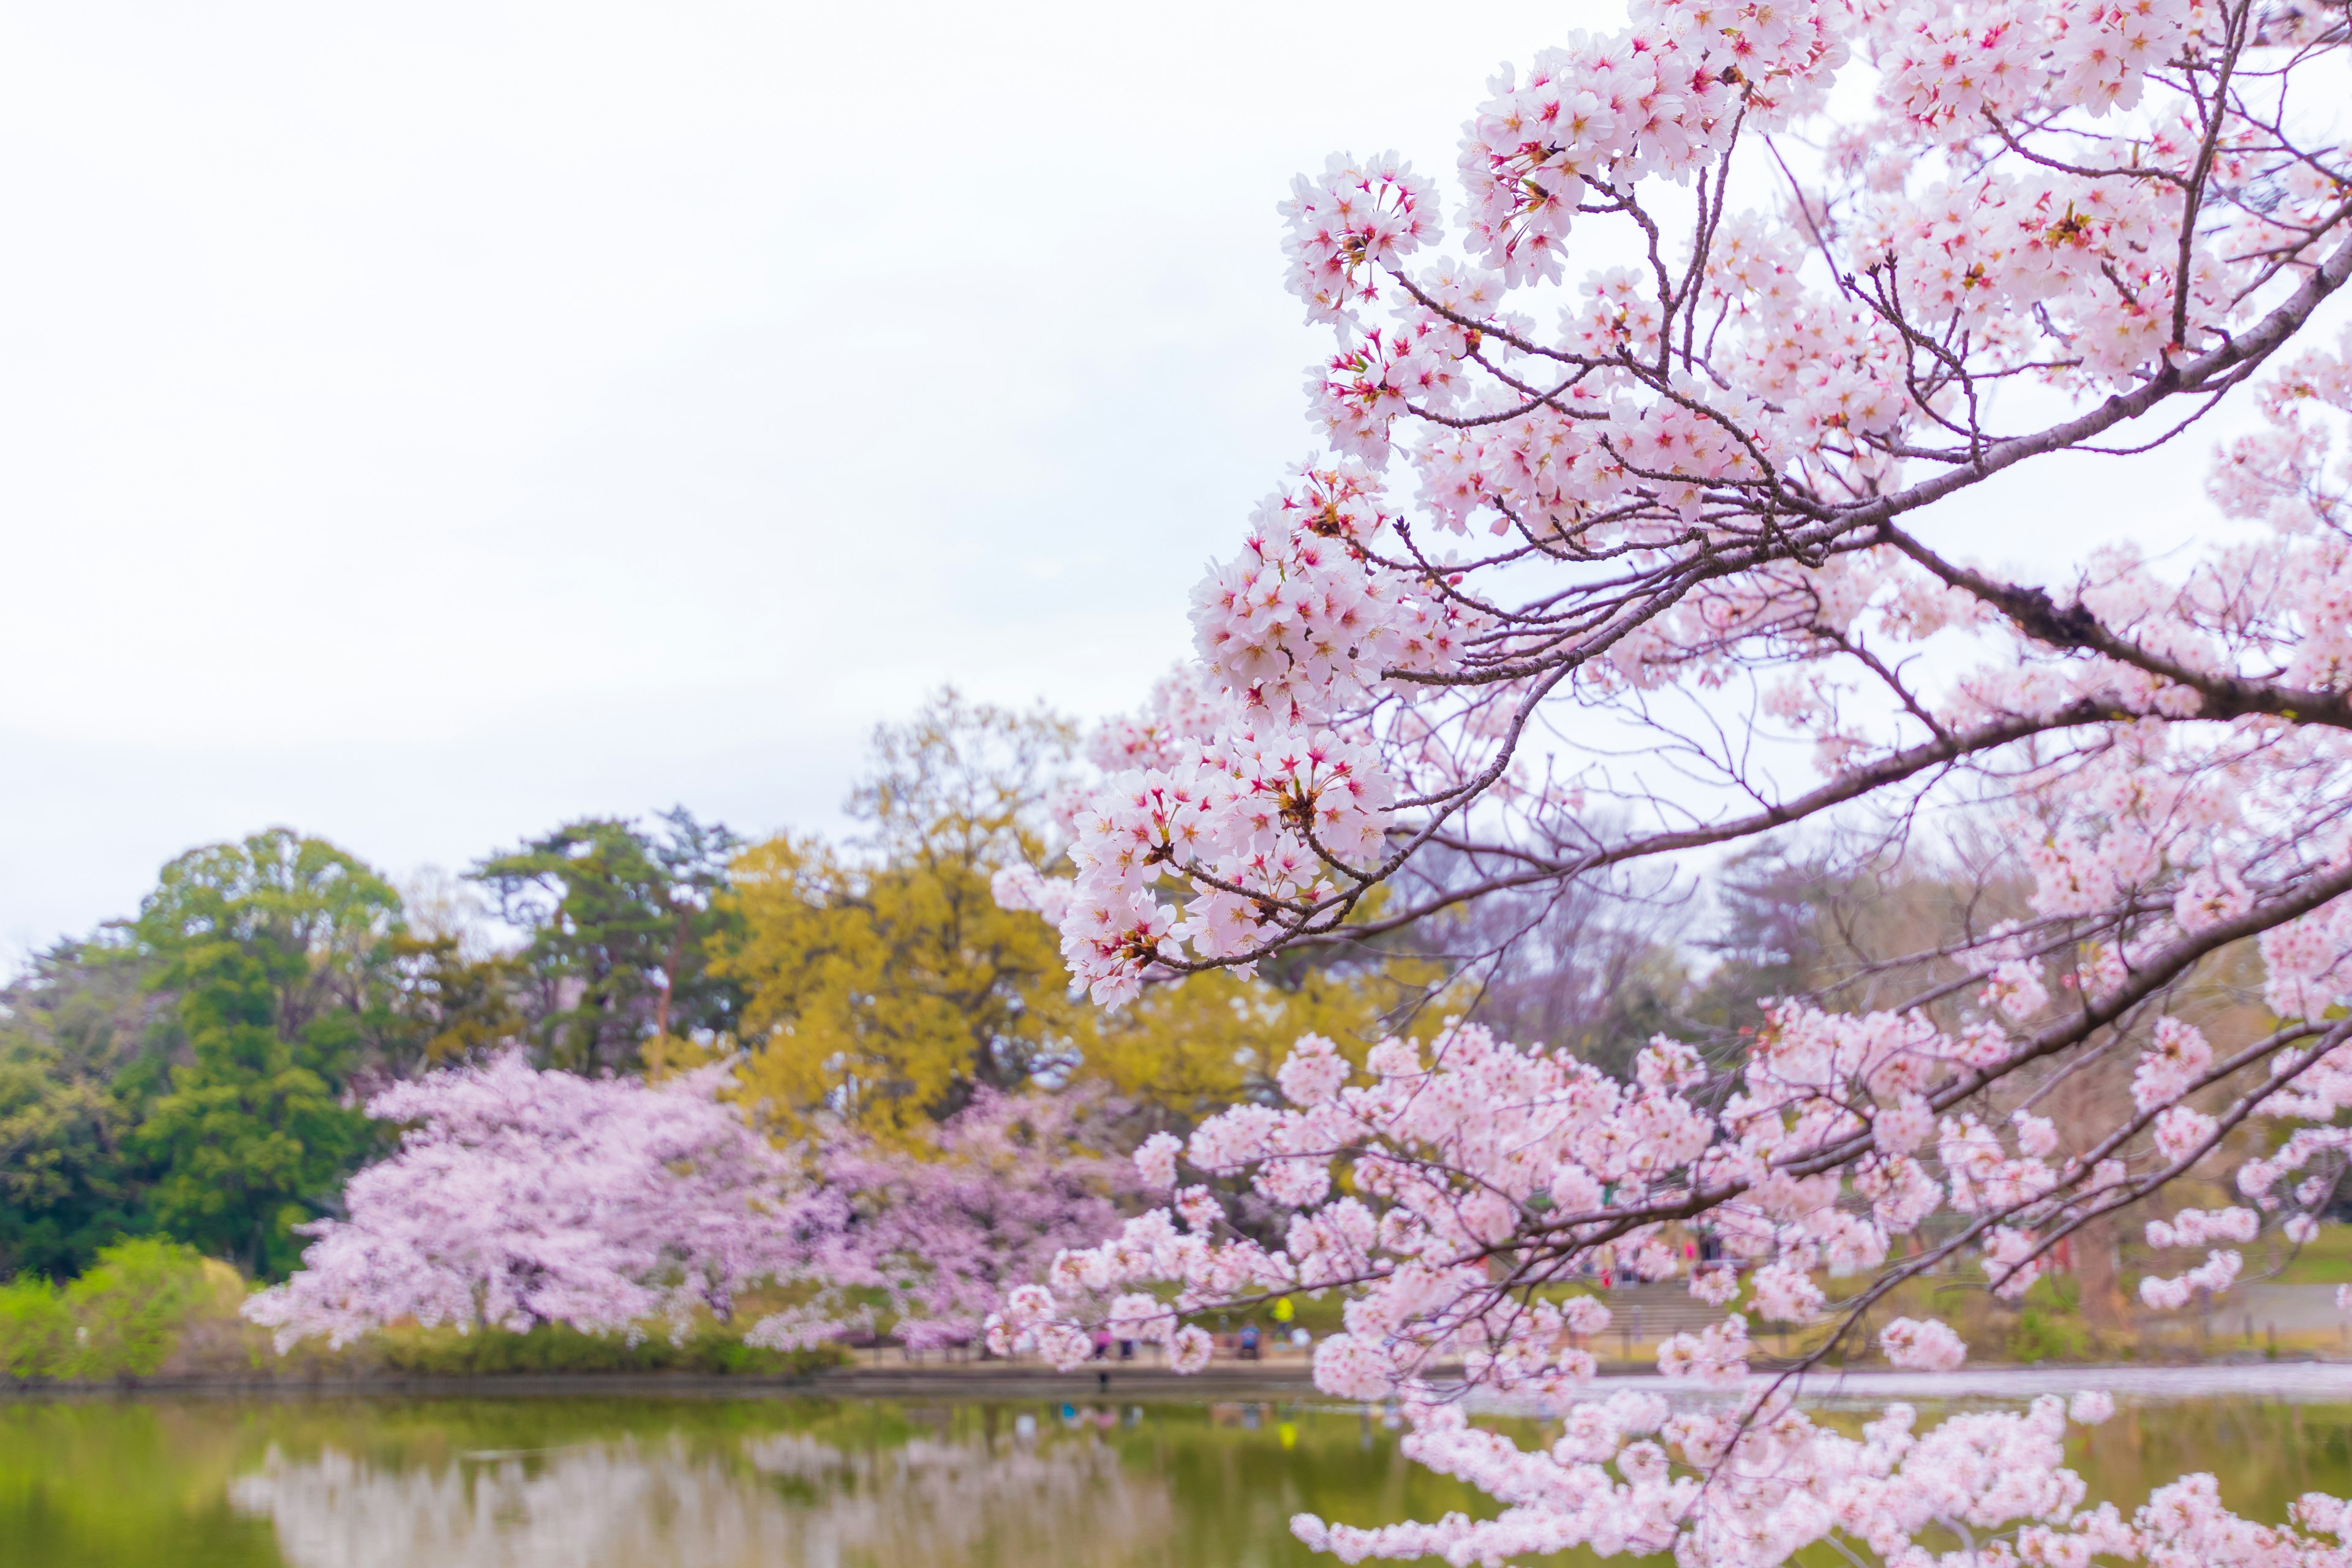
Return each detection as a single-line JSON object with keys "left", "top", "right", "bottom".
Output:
{"left": 715, "top": 693, "right": 1085, "bottom": 1138}
{"left": 1085, "top": 959, "right": 1433, "bottom": 1134}
{"left": 714, "top": 690, "right": 1441, "bottom": 1141}
{"left": 719, "top": 830, "right": 1088, "bottom": 1137}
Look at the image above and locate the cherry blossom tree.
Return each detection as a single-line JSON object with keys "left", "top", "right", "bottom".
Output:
{"left": 243, "top": 1055, "right": 1127, "bottom": 1357}
{"left": 243, "top": 1052, "right": 793, "bottom": 1349}
{"left": 987, "top": 0, "right": 2352, "bottom": 1562}
{"left": 747, "top": 1088, "right": 1131, "bottom": 1354}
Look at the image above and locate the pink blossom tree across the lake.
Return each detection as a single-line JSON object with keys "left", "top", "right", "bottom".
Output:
{"left": 243, "top": 1054, "right": 1126, "bottom": 1356}
{"left": 242, "top": 1052, "right": 794, "bottom": 1349}
{"left": 745, "top": 1087, "right": 1132, "bottom": 1354}
{"left": 984, "top": 0, "right": 2352, "bottom": 1562}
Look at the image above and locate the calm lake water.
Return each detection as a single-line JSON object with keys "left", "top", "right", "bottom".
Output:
{"left": 6, "top": 1374, "right": 2352, "bottom": 1567}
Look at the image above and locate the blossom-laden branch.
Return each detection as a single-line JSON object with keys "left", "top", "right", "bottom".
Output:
{"left": 993, "top": 995, "right": 2352, "bottom": 1567}
{"left": 987, "top": 1, "right": 2352, "bottom": 1561}
{"left": 995, "top": 0, "right": 2352, "bottom": 1007}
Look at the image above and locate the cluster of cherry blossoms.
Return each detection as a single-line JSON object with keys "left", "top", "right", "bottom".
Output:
{"left": 987, "top": 1006, "right": 2352, "bottom": 1566}
{"left": 745, "top": 1088, "right": 1131, "bottom": 1354}
{"left": 991, "top": 992, "right": 2331, "bottom": 1392}
{"left": 1283, "top": 1392, "right": 2346, "bottom": 1568}
{"left": 244, "top": 1055, "right": 1127, "bottom": 1354}
{"left": 996, "top": 669, "right": 1404, "bottom": 1004}
{"left": 1191, "top": 462, "right": 1479, "bottom": 714}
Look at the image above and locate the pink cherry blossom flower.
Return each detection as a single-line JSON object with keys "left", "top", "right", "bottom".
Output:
{"left": 1879, "top": 1316, "right": 1969, "bottom": 1371}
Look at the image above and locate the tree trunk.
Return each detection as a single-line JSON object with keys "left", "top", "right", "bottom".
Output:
{"left": 2071, "top": 1211, "right": 2130, "bottom": 1331}
{"left": 2054, "top": 1065, "right": 2132, "bottom": 1332}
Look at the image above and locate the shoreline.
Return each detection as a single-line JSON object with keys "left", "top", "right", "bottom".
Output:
{"left": 0, "top": 1362, "right": 1321, "bottom": 1403}
{"left": 10, "top": 1357, "right": 2352, "bottom": 1405}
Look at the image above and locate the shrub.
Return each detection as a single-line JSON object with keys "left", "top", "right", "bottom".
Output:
{"left": 5, "top": 1240, "right": 848, "bottom": 1383}
{"left": 0, "top": 1240, "right": 213, "bottom": 1381}
{"left": 60, "top": 1239, "right": 210, "bottom": 1379}
{"left": 0, "top": 1275, "right": 74, "bottom": 1379}
{"left": 2005, "top": 1277, "right": 2094, "bottom": 1365}
{"left": 374, "top": 1319, "right": 846, "bottom": 1378}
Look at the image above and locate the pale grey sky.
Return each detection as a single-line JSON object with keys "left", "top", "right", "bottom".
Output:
{"left": 0, "top": 1, "right": 2284, "bottom": 962}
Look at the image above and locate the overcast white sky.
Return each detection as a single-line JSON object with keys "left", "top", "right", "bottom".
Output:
{"left": 0, "top": 1, "right": 2282, "bottom": 963}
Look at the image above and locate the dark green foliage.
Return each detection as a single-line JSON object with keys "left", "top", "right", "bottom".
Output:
{"left": 0, "top": 938, "right": 173, "bottom": 1280}
{"left": 0, "top": 1065, "right": 140, "bottom": 1283}
{"left": 0, "top": 812, "right": 753, "bottom": 1280}
{"left": 1, "top": 855, "right": 401, "bottom": 1282}
{"left": 380, "top": 932, "right": 527, "bottom": 1066}
{"left": 472, "top": 807, "right": 745, "bottom": 1073}
{"left": 131, "top": 1029, "right": 366, "bottom": 1281}
{"left": 129, "top": 830, "right": 395, "bottom": 1277}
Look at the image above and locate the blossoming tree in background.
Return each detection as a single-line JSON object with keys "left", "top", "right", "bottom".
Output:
{"left": 242, "top": 1053, "right": 793, "bottom": 1349}
{"left": 243, "top": 1055, "right": 1127, "bottom": 1355}
{"left": 989, "top": 0, "right": 2352, "bottom": 1560}
{"left": 746, "top": 1088, "right": 1132, "bottom": 1353}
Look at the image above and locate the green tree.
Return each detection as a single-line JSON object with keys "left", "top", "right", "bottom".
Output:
{"left": 380, "top": 933, "right": 527, "bottom": 1065}
{"left": 0, "top": 1054, "right": 136, "bottom": 1283}
{"left": 472, "top": 808, "right": 744, "bottom": 1074}
{"left": 130, "top": 829, "right": 396, "bottom": 1276}
{"left": 378, "top": 868, "right": 527, "bottom": 1065}
{"left": 0, "top": 938, "right": 172, "bottom": 1280}
{"left": 133, "top": 941, "right": 368, "bottom": 1278}
{"left": 134, "top": 828, "right": 408, "bottom": 1082}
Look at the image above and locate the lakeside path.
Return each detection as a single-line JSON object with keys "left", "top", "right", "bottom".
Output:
{"left": 1702, "top": 1361, "right": 2352, "bottom": 1403}
{"left": 1457, "top": 1360, "right": 2352, "bottom": 1416}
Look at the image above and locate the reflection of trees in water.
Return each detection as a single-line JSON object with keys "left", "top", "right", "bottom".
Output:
{"left": 743, "top": 1430, "right": 1172, "bottom": 1563}
{"left": 227, "top": 1425, "right": 1174, "bottom": 1568}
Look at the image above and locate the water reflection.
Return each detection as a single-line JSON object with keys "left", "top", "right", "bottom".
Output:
{"left": 6, "top": 1379, "right": 2352, "bottom": 1568}
{"left": 0, "top": 1395, "right": 1457, "bottom": 1568}
{"left": 230, "top": 1425, "right": 1174, "bottom": 1568}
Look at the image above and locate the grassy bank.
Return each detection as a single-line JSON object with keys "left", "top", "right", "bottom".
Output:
{"left": 1, "top": 1244, "right": 845, "bottom": 1389}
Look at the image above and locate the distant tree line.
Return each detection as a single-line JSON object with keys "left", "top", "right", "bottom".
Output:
{"left": 0, "top": 809, "right": 748, "bottom": 1281}
{"left": 0, "top": 695, "right": 1412, "bottom": 1281}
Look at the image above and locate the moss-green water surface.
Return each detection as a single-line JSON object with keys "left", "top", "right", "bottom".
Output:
{"left": 2, "top": 1388, "right": 2347, "bottom": 1567}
